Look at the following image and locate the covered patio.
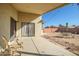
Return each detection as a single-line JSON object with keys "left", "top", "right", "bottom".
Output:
{"left": 0, "top": 3, "right": 76, "bottom": 56}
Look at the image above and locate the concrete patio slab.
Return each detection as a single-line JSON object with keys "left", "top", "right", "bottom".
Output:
{"left": 20, "top": 37, "right": 76, "bottom": 56}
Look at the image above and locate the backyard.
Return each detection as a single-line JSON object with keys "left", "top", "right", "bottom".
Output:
{"left": 42, "top": 32, "right": 79, "bottom": 55}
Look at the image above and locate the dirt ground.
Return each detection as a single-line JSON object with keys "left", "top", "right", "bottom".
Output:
{"left": 42, "top": 32, "right": 79, "bottom": 55}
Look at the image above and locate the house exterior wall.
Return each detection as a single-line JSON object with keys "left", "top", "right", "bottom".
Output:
{"left": 17, "top": 12, "right": 42, "bottom": 38}
{"left": 0, "top": 4, "right": 18, "bottom": 40}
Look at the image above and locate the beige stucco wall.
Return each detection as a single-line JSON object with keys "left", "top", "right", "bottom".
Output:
{"left": 0, "top": 4, "right": 18, "bottom": 40}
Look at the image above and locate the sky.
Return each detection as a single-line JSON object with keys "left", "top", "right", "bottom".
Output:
{"left": 42, "top": 3, "right": 79, "bottom": 27}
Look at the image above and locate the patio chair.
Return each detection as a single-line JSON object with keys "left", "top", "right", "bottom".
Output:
{"left": 0, "top": 35, "right": 23, "bottom": 56}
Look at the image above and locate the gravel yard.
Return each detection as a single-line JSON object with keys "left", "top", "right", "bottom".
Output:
{"left": 42, "top": 32, "right": 79, "bottom": 55}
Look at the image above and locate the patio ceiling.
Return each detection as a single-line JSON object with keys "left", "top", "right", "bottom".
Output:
{"left": 12, "top": 3, "right": 66, "bottom": 15}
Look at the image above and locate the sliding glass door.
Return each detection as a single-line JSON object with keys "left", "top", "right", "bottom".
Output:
{"left": 21, "top": 22, "right": 35, "bottom": 37}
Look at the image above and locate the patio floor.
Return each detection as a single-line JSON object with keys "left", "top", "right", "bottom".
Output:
{"left": 20, "top": 36, "right": 76, "bottom": 56}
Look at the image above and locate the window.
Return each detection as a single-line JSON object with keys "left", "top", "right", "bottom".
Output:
{"left": 21, "top": 22, "right": 35, "bottom": 37}
{"left": 10, "top": 17, "right": 16, "bottom": 38}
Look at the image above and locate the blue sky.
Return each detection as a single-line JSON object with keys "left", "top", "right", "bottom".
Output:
{"left": 42, "top": 3, "right": 79, "bottom": 27}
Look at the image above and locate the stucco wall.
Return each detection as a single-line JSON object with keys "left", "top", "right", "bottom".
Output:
{"left": 43, "top": 27, "right": 58, "bottom": 33}
{"left": 0, "top": 4, "right": 18, "bottom": 40}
